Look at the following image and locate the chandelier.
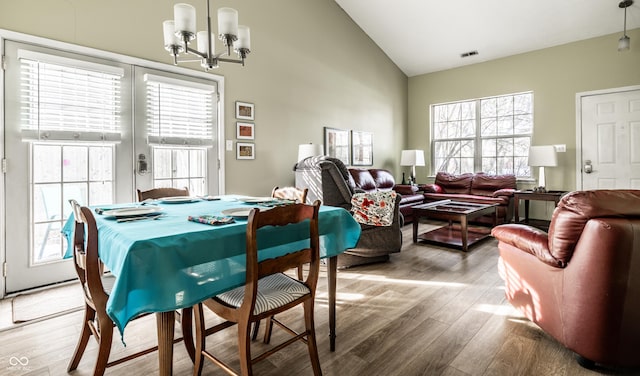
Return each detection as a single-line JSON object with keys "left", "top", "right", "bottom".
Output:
{"left": 163, "top": 1, "right": 251, "bottom": 71}
{"left": 618, "top": 0, "right": 633, "bottom": 52}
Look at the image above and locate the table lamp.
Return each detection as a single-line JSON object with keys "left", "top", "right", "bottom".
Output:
{"left": 528, "top": 145, "right": 557, "bottom": 192}
{"left": 297, "top": 143, "right": 324, "bottom": 162}
{"left": 400, "top": 150, "right": 425, "bottom": 184}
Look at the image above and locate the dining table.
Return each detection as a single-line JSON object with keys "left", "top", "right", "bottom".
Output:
{"left": 62, "top": 196, "right": 361, "bottom": 375}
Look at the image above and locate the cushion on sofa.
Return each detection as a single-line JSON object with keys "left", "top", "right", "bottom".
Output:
{"left": 434, "top": 172, "right": 474, "bottom": 194}
{"left": 349, "top": 169, "right": 378, "bottom": 192}
{"left": 369, "top": 169, "right": 396, "bottom": 191}
{"left": 470, "top": 173, "right": 517, "bottom": 197}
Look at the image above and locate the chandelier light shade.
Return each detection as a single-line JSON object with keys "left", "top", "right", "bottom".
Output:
{"left": 618, "top": 0, "right": 634, "bottom": 52}
{"left": 163, "top": 1, "right": 251, "bottom": 71}
{"left": 528, "top": 145, "right": 558, "bottom": 190}
{"left": 400, "top": 149, "right": 425, "bottom": 182}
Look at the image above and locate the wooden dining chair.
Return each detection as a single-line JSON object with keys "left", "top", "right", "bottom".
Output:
{"left": 67, "top": 200, "right": 194, "bottom": 375}
{"left": 136, "top": 186, "right": 190, "bottom": 201}
{"left": 271, "top": 186, "right": 308, "bottom": 204}
{"left": 193, "top": 201, "right": 322, "bottom": 376}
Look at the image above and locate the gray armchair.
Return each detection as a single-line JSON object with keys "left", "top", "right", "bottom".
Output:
{"left": 294, "top": 156, "right": 402, "bottom": 268}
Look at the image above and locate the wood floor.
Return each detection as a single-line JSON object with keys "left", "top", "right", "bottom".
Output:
{"left": 0, "top": 221, "right": 636, "bottom": 375}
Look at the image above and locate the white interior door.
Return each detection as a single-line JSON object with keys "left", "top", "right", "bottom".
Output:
{"left": 578, "top": 87, "right": 640, "bottom": 190}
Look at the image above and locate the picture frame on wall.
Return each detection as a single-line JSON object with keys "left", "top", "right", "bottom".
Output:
{"left": 235, "top": 101, "right": 254, "bottom": 120}
{"left": 236, "top": 122, "right": 255, "bottom": 139}
{"left": 237, "top": 142, "right": 255, "bottom": 160}
{"left": 351, "top": 130, "right": 373, "bottom": 166}
{"left": 324, "top": 127, "right": 350, "bottom": 165}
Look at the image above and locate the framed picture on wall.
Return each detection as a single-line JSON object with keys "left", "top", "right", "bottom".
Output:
{"left": 235, "top": 101, "right": 254, "bottom": 120}
{"left": 324, "top": 127, "right": 350, "bottom": 165}
{"left": 236, "top": 122, "right": 255, "bottom": 139}
{"left": 237, "top": 142, "right": 255, "bottom": 160}
{"left": 351, "top": 130, "right": 373, "bottom": 166}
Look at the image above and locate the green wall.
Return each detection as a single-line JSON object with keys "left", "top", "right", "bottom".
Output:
{"left": 0, "top": 0, "right": 408, "bottom": 195}
{"left": 409, "top": 28, "right": 640, "bottom": 191}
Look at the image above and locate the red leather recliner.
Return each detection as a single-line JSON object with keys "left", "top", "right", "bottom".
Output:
{"left": 491, "top": 190, "right": 640, "bottom": 368}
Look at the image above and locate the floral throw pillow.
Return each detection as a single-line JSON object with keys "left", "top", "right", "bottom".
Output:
{"left": 351, "top": 191, "right": 396, "bottom": 226}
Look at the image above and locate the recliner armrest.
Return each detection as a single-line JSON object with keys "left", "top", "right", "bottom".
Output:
{"left": 492, "top": 224, "right": 562, "bottom": 267}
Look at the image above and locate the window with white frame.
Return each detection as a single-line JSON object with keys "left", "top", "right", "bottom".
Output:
{"left": 431, "top": 92, "right": 533, "bottom": 177}
{"left": 19, "top": 51, "right": 119, "bottom": 262}
{"left": 144, "top": 74, "right": 215, "bottom": 195}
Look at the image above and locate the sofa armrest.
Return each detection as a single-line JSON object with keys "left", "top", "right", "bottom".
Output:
{"left": 493, "top": 188, "right": 515, "bottom": 198}
{"left": 419, "top": 183, "right": 443, "bottom": 193}
{"left": 492, "top": 224, "right": 562, "bottom": 267}
{"left": 393, "top": 184, "right": 418, "bottom": 195}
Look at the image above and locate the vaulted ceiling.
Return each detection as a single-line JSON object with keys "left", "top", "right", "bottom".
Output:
{"left": 335, "top": 0, "right": 640, "bottom": 77}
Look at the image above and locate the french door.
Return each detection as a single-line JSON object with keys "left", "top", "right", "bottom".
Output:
{"left": 2, "top": 39, "right": 222, "bottom": 294}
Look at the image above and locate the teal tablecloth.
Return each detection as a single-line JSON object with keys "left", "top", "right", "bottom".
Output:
{"left": 62, "top": 198, "right": 361, "bottom": 336}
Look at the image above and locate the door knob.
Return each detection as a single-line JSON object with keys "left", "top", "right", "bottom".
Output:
{"left": 583, "top": 160, "right": 593, "bottom": 174}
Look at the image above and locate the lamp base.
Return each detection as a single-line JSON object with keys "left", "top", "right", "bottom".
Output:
{"left": 537, "top": 166, "right": 547, "bottom": 191}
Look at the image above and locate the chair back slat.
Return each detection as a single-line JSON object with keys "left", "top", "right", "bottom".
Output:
{"left": 137, "top": 187, "right": 190, "bottom": 201}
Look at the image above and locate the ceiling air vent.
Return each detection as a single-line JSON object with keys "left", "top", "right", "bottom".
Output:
{"left": 460, "top": 50, "right": 479, "bottom": 58}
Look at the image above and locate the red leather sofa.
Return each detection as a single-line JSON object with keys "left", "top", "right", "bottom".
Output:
{"left": 420, "top": 172, "right": 516, "bottom": 225}
{"left": 491, "top": 190, "right": 640, "bottom": 368}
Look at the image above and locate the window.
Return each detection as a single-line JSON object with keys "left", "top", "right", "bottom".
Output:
{"left": 144, "top": 74, "right": 216, "bottom": 195}
{"left": 152, "top": 147, "right": 206, "bottom": 195}
{"left": 19, "top": 51, "right": 120, "bottom": 263}
{"left": 431, "top": 92, "right": 533, "bottom": 177}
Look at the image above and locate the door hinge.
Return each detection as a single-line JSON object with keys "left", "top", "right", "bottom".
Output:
{"left": 1, "top": 55, "right": 6, "bottom": 71}
{"left": 216, "top": 91, "right": 220, "bottom": 103}
{"left": 2, "top": 262, "right": 6, "bottom": 278}
{"left": 2, "top": 158, "right": 6, "bottom": 174}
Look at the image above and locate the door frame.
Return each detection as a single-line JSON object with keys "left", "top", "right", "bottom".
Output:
{"left": 0, "top": 28, "right": 227, "bottom": 298}
{"left": 575, "top": 85, "right": 640, "bottom": 190}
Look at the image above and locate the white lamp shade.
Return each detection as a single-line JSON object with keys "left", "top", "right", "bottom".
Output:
{"left": 218, "top": 7, "right": 239, "bottom": 36}
{"left": 163, "top": 20, "right": 179, "bottom": 46}
{"left": 528, "top": 145, "right": 557, "bottom": 167}
{"left": 298, "top": 144, "right": 324, "bottom": 162}
{"left": 174, "top": 3, "right": 196, "bottom": 35}
{"left": 400, "top": 150, "right": 426, "bottom": 167}
{"left": 235, "top": 25, "right": 251, "bottom": 50}
{"left": 618, "top": 35, "right": 631, "bottom": 51}
{"left": 196, "top": 31, "right": 214, "bottom": 54}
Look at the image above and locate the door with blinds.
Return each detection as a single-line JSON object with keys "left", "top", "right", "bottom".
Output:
{"left": 133, "top": 67, "right": 219, "bottom": 196}
{"left": 3, "top": 41, "right": 133, "bottom": 292}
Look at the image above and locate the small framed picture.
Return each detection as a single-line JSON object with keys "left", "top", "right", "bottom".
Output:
{"left": 236, "top": 122, "right": 255, "bottom": 139}
{"left": 237, "top": 142, "right": 255, "bottom": 160}
{"left": 324, "top": 127, "right": 350, "bottom": 165}
{"left": 351, "top": 130, "right": 373, "bottom": 166}
{"left": 235, "top": 101, "right": 254, "bottom": 120}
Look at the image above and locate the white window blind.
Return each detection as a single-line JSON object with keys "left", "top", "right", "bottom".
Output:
{"left": 145, "top": 74, "right": 216, "bottom": 146}
{"left": 19, "top": 50, "right": 124, "bottom": 142}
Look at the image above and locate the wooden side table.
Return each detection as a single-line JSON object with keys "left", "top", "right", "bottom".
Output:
{"left": 513, "top": 190, "right": 567, "bottom": 230}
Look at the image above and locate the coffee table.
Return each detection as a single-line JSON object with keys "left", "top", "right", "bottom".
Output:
{"left": 412, "top": 200, "right": 498, "bottom": 252}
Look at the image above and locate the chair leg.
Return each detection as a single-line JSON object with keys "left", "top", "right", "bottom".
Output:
{"left": 180, "top": 307, "right": 196, "bottom": 362}
{"left": 67, "top": 305, "right": 95, "bottom": 372}
{"left": 303, "top": 300, "right": 322, "bottom": 376}
{"left": 251, "top": 320, "right": 260, "bottom": 341}
{"left": 262, "top": 316, "right": 274, "bottom": 344}
{"left": 193, "top": 304, "right": 205, "bottom": 376}
{"left": 297, "top": 265, "right": 304, "bottom": 280}
{"left": 93, "top": 315, "right": 114, "bottom": 376}
{"left": 238, "top": 321, "right": 253, "bottom": 376}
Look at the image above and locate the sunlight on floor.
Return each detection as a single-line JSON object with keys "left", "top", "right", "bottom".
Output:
{"left": 336, "top": 272, "right": 467, "bottom": 288}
